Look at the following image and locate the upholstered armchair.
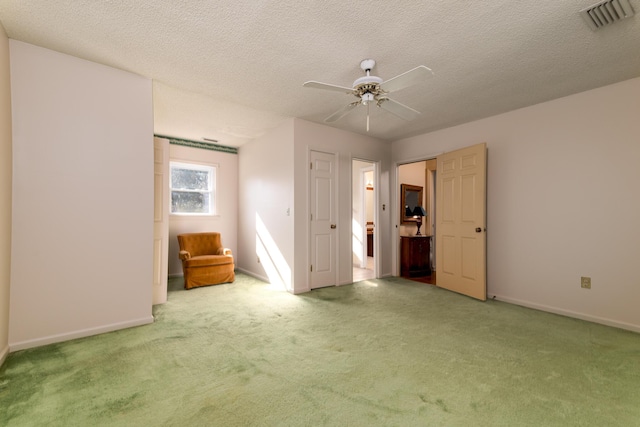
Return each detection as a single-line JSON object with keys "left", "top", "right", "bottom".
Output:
{"left": 177, "top": 232, "right": 235, "bottom": 289}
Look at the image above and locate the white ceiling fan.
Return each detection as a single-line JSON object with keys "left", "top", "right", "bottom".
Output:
{"left": 303, "top": 59, "right": 433, "bottom": 131}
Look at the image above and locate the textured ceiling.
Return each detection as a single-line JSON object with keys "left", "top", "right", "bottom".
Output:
{"left": 1, "top": 0, "right": 639, "bottom": 146}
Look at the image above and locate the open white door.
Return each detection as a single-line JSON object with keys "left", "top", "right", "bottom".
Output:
{"left": 152, "top": 137, "right": 169, "bottom": 304}
{"left": 435, "top": 143, "right": 487, "bottom": 300}
{"left": 310, "top": 150, "right": 338, "bottom": 289}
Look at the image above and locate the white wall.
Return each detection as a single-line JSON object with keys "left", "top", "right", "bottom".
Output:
{"left": 392, "top": 77, "right": 640, "bottom": 332}
{"left": 9, "top": 41, "right": 154, "bottom": 350}
{"left": 168, "top": 144, "right": 238, "bottom": 276}
{"left": 294, "top": 119, "right": 392, "bottom": 292}
{"left": 0, "top": 23, "right": 12, "bottom": 365}
{"left": 237, "top": 119, "right": 295, "bottom": 290}
{"left": 238, "top": 118, "right": 392, "bottom": 294}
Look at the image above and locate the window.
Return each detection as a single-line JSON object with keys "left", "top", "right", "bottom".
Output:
{"left": 170, "top": 162, "right": 216, "bottom": 215}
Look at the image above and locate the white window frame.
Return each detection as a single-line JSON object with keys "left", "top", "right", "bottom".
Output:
{"left": 169, "top": 161, "right": 217, "bottom": 216}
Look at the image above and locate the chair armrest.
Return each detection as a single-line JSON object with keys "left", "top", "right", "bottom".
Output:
{"left": 179, "top": 250, "right": 191, "bottom": 260}
{"left": 217, "top": 248, "right": 233, "bottom": 256}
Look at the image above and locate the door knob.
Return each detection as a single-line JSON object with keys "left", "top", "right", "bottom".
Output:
{"left": 475, "top": 227, "right": 482, "bottom": 233}
{"left": 331, "top": 224, "right": 337, "bottom": 229}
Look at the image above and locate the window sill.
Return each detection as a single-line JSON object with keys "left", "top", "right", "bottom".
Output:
{"left": 170, "top": 213, "right": 220, "bottom": 219}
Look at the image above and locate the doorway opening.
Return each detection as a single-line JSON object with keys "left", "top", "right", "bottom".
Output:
{"left": 397, "top": 159, "right": 436, "bottom": 285}
{"left": 352, "top": 159, "right": 376, "bottom": 282}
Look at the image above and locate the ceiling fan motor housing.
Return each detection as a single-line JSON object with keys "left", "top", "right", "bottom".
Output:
{"left": 353, "top": 75, "right": 382, "bottom": 87}
{"left": 353, "top": 75, "right": 383, "bottom": 98}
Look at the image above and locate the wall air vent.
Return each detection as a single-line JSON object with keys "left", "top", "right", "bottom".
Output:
{"left": 580, "top": 0, "right": 635, "bottom": 30}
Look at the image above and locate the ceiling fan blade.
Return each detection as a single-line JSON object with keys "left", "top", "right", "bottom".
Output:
{"left": 325, "top": 101, "right": 360, "bottom": 122}
{"left": 380, "top": 66, "right": 433, "bottom": 93}
{"left": 378, "top": 97, "right": 421, "bottom": 121}
{"left": 303, "top": 81, "right": 355, "bottom": 94}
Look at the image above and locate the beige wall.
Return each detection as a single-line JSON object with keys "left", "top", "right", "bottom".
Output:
{"left": 0, "top": 23, "right": 12, "bottom": 365}
{"left": 392, "top": 77, "right": 640, "bottom": 332}
{"left": 365, "top": 171, "right": 374, "bottom": 224}
{"left": 168, "top": 144, "right": 239, "bottom": 276}
{"left": 9, "top": 41, "right": 154, "bottom": 350}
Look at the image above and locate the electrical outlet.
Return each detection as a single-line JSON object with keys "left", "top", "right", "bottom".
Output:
{"left": 581, "top": 276, "right": 591, "bottom": 289}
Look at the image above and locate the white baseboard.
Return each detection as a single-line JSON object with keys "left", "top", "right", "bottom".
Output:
{"left": 490, "top": 294, "right": 640, "bottom": 334}
{"left": 0, "top": 344, "right": 8, "bottom": 367}
{"left": 9, "top": 316, "right": 155, "bottom": 352}
{"left": 235, "top": 268, "right": 269, "bottom": 283}
{"left": 235, "top": 268, "right": 302, "bottom": 294}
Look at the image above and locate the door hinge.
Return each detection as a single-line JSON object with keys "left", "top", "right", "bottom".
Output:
{"left": 310, "top": 265, "right": 313, "bottom": 272}
{"left": 310, "top": 162, "right": 313, "bottom": 169}
{"left": 310, "top": 213, "right": 313, "bottom": 221}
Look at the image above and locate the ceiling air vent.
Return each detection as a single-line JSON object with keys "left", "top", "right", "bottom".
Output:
{"left": 580, "top": 0, "right": 635, "bottom": 30}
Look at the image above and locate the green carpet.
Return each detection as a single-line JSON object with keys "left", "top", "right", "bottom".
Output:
{"left": 1, "top": 274, "right": 639, "bottom": 426}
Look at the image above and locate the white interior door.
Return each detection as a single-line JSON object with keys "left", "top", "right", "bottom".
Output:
{"left": 435, "top": 143, "right": 487, "bottom": 300}
{"left": 310, "top": 150, "right": 337, "bottom": 289}
{"left": 152, "top": 137, "right": 169, "bottom": 304}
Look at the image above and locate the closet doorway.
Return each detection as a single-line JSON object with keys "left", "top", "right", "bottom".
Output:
{"left": 352, "top": 159, "right": 376, "bottom": 282}
{"left": 398, "top": 159, "right": 436, "bottom": 285}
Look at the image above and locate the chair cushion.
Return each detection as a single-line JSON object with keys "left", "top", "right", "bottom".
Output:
{"left": 184, "top": 254, "right": 234, "bottom": 268}
{"left": 177, "top": 232, "right": 223, "bottom": 257}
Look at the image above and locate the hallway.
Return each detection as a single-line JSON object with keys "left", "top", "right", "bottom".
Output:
{"left": 352, "top": 256, "right": 374, "bottom": 282}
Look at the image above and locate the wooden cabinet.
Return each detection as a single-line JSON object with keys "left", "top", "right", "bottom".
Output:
{"left": 367, "top": 232, "right": 374, "bottom": 257}
{"left": 400, "top": 236, "right": 431, "bottom": 278}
